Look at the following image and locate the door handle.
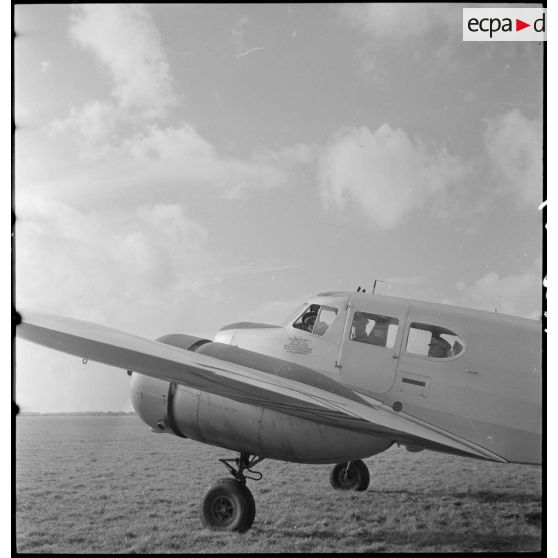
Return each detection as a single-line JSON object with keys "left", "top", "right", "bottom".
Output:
{"left": 392, "top": 354, "right": 399, "bottom": 359}
{"left": 465, "top": 369, "right": 479, "bottom": 375}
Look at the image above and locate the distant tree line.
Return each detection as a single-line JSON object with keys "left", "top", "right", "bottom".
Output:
{"left": 19, "top": 411, "right": 137, "bottom": 416}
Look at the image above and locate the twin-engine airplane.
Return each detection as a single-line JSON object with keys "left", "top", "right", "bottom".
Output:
{"left": 17, "top": 290, "right": 542, "bottom": 532}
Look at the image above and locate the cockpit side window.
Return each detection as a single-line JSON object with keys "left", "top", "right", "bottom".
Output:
{"left": 292, "top": 304, "right": 338, "bottom": 336}
{"left": 282, "top": 302, "right": 308, "bottom": 327}
{"left": 349, "top": 312, "right": 399, "bottom": 348}
{"left": 405, "top": 322, "right": 465, "bottom": 359}
{"left": 314, "top": 306, "right": 338, "bottom": 336}
{"left": 293, "top": 304, "right": 319, "bottom": 333}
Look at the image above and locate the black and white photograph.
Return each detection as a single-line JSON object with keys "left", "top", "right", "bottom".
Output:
{"left": 14, "top": 3, "right": 544, "bottom": 553}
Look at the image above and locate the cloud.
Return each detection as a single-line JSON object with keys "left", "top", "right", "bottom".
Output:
{"left": 40, "top": 123, "right": 302, "bottom": 205}
{"left": 338, "top": 4, "right": 458, "bottom": 40}
{"left": 49, "top": 100, "right": 119, "bottom": 148}
{"left": 318, "top": 124, "right": 465, "bottom": 228}
{"left": 70, "top": 4, "right": 176, "bottom": 118}
{"left": 253, "top": 143, "right": 318, "bottom": 167}
{"left": 337, "top": 5, "right": 461, "bottom": 76}
{"left": 50, "top": 5, "right": 177, "bottom": 148}
{"left": 316, "top": 113, "right": 542, "bottom": 229}
{"left": 120, "top": 123, "right": 291, "bottom": 197}
{"left": 485, "top": 109, "right": 543, "bottom": 208}
{"left": 376, "top": 268, "right": 541, "bottom": 319}
{"left": 123, "top": 123, "right": 216, "bottom": 161}
{"left": 46, "top": 4, "right": 304, "bottom": 196}
{"left": 136, "top": 203, "right": 207, "bottom": 244}
{"left": 15, "top": 194, "right": 214, "bottom": 333}
{"left": 444, "top": 267, "right": 542, "bottom": 319}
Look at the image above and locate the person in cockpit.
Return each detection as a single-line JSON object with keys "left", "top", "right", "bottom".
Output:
{"left": 368, "top": 318, "right": 389, "bottom": 347}
{"left": 302, "top": 312, "right": 317, "bottom": 332}
{"left": 352, "top": 313, "right": 370, "bottom": 342}
{"left": 428, "top": 335, "right": 452, "bottom": 358}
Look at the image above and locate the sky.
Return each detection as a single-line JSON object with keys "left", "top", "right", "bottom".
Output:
{"left": 13, "top": 3, "right": 544, "bottom": 412}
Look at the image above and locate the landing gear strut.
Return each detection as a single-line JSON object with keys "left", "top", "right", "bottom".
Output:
{"left": 329, "top": 460, "right": 370, "bottom": 491}
{"left": 200, "top": 452, "right": 264, "bottom": 532}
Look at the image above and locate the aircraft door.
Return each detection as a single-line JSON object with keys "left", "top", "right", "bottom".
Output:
{"left": 338, "top": 298, "right": 410, "bottom": 394}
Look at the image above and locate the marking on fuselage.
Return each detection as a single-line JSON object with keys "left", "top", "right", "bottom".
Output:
{"left": 401, "top": 377, "right": 427, "bottom": 387}
{"left": 283, "top": 336, "right": 312, "bottom": 355}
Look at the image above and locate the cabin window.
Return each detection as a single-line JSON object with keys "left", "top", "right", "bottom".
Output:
{"left": 349, "top": 312, "right": 399, "bottom": 349}
{"left": 405, "top": 322, "right": 465, "bottom": 359}
{"left": 292, "top": 304, "right": 338, "bottom": 336}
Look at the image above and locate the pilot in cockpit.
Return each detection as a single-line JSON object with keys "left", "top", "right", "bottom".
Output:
{"left": 301, "top": 311, "right": 317, "bottom": 332}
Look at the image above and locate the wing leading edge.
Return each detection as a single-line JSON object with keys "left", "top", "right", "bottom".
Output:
{"left": 16, "top": 312, "right": 506, "bottom": 462}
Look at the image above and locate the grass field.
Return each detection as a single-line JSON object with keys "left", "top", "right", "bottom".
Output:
{"left": 16, "top": 415, "right": 542, "bottom": 553}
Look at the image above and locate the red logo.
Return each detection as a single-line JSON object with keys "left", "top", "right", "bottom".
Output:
{"left": 516, "top": 19, "right": 530, "bottom": 32}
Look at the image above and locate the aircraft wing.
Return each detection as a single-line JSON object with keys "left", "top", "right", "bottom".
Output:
{"left": 17, "top": 312, "right": 506, "bottom": 463}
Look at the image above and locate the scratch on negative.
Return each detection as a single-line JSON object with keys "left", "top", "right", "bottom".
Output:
{"left": 236, "top": 47, "right": 265, "bottom": 58}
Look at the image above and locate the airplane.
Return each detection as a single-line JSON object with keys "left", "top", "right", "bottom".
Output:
{"left": 16, "top": 289, "right": 542, "bottom": 533}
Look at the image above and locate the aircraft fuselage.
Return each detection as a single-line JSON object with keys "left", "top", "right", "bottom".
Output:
{"left": 212, "top": 292, "right": 542, "bottom": 465}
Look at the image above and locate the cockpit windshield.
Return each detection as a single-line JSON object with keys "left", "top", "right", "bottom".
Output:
{"left": 292, "top": 304, "right": 338, "bottom": 336}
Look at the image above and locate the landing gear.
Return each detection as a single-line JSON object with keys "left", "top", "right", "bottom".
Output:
{"left": 201, "top": 478, "right": 255, "bottom": 532}
{"left": 200, "top": 452, "right": 264, "bottom": 532}
{"left": 329, "top": 460, "right": 370, "bottom": 491}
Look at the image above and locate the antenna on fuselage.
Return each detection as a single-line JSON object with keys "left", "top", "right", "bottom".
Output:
{"left": 372, "top": 279, "right": 386, "bottom": 294}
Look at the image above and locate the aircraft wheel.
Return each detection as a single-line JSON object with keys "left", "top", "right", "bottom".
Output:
{"left": 201, "top": 478, "right": 256, "bottom": 532}
{"left": 330, "top": 460, "right": 370, "bottom": 491}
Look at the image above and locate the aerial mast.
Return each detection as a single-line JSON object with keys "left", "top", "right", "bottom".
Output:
{"left": 372, "top": 279, "right": 386, "bottom": 294}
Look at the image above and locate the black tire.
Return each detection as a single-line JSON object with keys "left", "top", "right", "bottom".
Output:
{"left": 201, "top": 478, "right": 256, "bottom": 532}
{"left": 330, "top": 460, "right": 370, "bottom": 491}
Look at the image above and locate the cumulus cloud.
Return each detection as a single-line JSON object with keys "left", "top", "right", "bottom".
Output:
{"left": 49, "top": 5, "right": 177, "bottom": 147}
{"left": 318, "top": 124, "right": 465, "bottom": 228}
{"left": 337, "top": 4, "right": 461, "bottom": 75}
{"left": 120, "top": 123, "right": 290, "bottom": 196}
{"left": 15, "top": 194, "right": 214, "bottom": 333}
{"left": 40, "top": 122, "right": 300, "bottom": 206}
{"left": 485, "top": 109, "right": 543, "bottom": 208}
{"left": 70, "top": 4, "right": 176, "bottom": 118}
{"left": 132, "top": 123, "right": 215, "bottom": 157}
{"left": 49, "top": 100, "right": 119, "bottom": 148}
{"left": 338, "top": 3, "right": 458, "bottom": 40}
{"left": 46, "top": 4, "right": 300, "bottom": 196}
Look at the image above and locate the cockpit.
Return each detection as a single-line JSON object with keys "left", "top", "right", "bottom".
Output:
{"left": 285, "top": 293, "right": 467, "bottom": 361}
{"left": 291, "top": 303, "right": 339, "bottom": 336}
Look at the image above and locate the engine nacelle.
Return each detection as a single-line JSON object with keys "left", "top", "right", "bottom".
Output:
{"left": 130, "top": 335, "right": 394, "bottom": 464}
{"left": 129, "top": 333, "right": 205, "bottom": 437}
